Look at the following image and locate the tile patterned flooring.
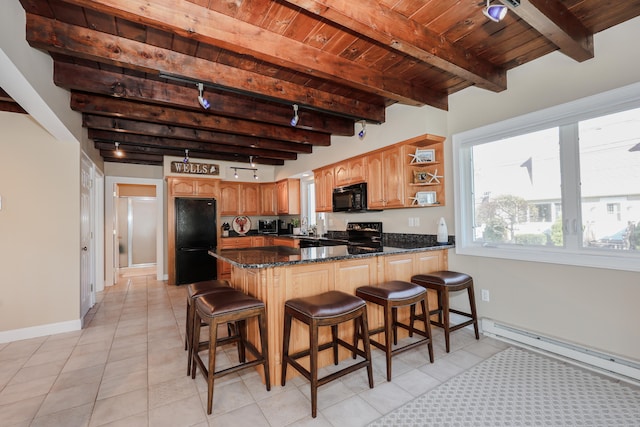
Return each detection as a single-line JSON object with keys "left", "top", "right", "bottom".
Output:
{"left": 0, "top": 274, "right": 509, "bottom": 427}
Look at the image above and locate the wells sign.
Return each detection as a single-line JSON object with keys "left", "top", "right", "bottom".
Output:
{"left": 171, "top": 162, "right": 219, "bottom": 175}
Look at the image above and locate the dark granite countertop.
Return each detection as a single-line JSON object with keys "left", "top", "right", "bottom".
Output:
{"left": 208, "top": 243, "right": 453, "bottom": 269}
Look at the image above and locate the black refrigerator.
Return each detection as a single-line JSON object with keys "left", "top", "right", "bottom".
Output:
{"left": 175, "top": 197, "right": 217, "bottom": 285}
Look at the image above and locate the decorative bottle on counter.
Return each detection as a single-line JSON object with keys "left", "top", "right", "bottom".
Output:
{"left": 437, "top": 217, "right": 448, "bottom": 244}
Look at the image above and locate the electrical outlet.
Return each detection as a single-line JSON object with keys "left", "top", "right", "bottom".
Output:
{"left": 481, "top": 289, "right": 490, "bottom": 302}
{"left": 414, "top": 217, "right": 420, "bottom": 227}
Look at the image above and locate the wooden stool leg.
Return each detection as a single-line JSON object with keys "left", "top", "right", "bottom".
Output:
{"left": 467, "top": 285, "right": 480, "bottom": 340}
{"left": 359, "top": 308, "right": 374, "bottom": 389}
{"left": 384, "top": 302, "right": 393, "bottom": 382}
{"left": 258, "top": 310, "right": 271, "bottom": 390}
{"left": 281, "top": 312, "right": 292, "bottom": 386}
{"left": 189, "top": 310, "right": 202, "bottom": 378}
{"left": 331, "top": 325, "right": 339, "bottom": 365}
{"left": 442, "top": 290, "right": 451, "bottom": 353}
{"left": 185, "top": 300, "right": 190, "bottom": 351}
{"left": 421, "top": 298, "right": 434, "bottom": 362}
{"left": 310, "top": 320, "right": 319, "bottom": 418}
{"left": 205, "top": 318, "right": 219, "bottom": 414}
{"left": 237, "top": 320, "right": 247, "bottom": 363}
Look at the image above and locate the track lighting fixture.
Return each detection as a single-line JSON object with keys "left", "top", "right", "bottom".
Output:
{"left": 197, "top": 83, "right": 210, "bottom": 109}
{"left": 358, "top": 120, "right": 367, "bottom": 140}
{"left": 483, "top": 0, "right": 508, "bottom": 22}
{"left": 183, "top": 149, "right": 189, "bottom": 163}
{"left": 249, "top": 156, "right": 255, "bottom": 167}
{"left": 290, "top": 104, "right": 299, "bottom": 127}
{"left": 231, "top": 167, "right": 258, "bottom": 180}
{"left": 114, "top": 142, "right": 123, "bottom": 157}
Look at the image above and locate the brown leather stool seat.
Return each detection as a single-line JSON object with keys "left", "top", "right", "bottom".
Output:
{"left": 191, "top": 289, "right": 270, "bottom": 414}
{"left": 281, "top": 290, "right": 373, "bottom": 418}
{"left": 356, "top": 280, "right": 434, "bottom": 381}
{"left": 411, "top": 271, "right": 479, "bottom": 353}
{"left": 185, "top": 280, "right": 235, "bottom": 374}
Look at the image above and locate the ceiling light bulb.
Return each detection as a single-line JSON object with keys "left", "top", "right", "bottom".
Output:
{"left": 483, "top": 1, "right": 508, "bottom": 22}
{"left": 290, "top": 104, "right": 299, "bottom": 127}
{"left": 254, "top": 171, "right": 259, "bottom": 180}
{"left": 234, "top": 169, "right": 239, "bottom": 179}
{"left": 249, "top": 156, "right": 255, "bottom": 167}
{"left": 358, "top": 120, "right": 367, "bottom": 139}
{"left": 197, "top": 83, "right": 210, "bottom": 109}
{"left": 114, "top": 142, "right": 123, "bottom": 157}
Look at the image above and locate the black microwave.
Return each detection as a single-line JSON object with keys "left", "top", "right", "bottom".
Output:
{"left": 333, "top": 183, "right": 367, "bottom": 212}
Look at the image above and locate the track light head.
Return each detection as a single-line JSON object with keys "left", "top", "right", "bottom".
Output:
{"left": 234, "top": 168, "right": 239, "bottom": 179}
{"left": 483, "top": 0, "right": 508, "bottom": 22}
{"left": 114, "top": 142, "right": 123, "bottom": 157}
{"left": 290, "top": 104, "right": 299, "bottom": 127}
{"left": 183, "top": 149, "right": 189, "bottom": 163}
{"left": 254, "top": 171, "right": 259, "bottom": 180}
{"left": 197, "top": 83, "right": 210, "bottom": 109}
{"left": 249, "top": 156, "right": 255, "bottom": 167}
{"left": 358, "top": 120, "right": 367, "bottom": 140}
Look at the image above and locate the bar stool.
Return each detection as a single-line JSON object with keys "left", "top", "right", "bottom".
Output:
{"left": 185, "top": 280, "right": 235, "bottom": 375}
{"left": 281, "top": 290, "right": 373, "bottom": 418}
{"left": 191, "top": 290, "right": 270, "bottom": 414}
{"left": 411, "top": 271, "right": 479, "bottom": 353}
{"left": 356, "top": 280, "right": 434, "bottom": 381}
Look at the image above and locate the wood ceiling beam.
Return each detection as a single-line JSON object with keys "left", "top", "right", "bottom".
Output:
{"left": 0, "top": 101, "right": 27, "bottom": 114}
{"left": 282, "top": 0, "right": 507, "bottom": 92}
{"left": 25, "top": 13, "right": 387, "bottom": 122}
{"left": 53, "top": 62, "right": 355, "bottom": 136}
{"left": 56, "top": 0, "right": 447, "bottom": 108}
{"left": 90, "top": 132, "right": 298, "bottom": 161}
{"left": 86, "top": 122, "right": 313, "bottom": 154}
{"left": 501, "top": 0, "right": 593, "bottom": 62}
{"left": 70, "top": 93, "right": 330, "bottom": 146}
{"left": 98, "top": 145, "right": 284, "bottom": 166}
{"left": 99, "top": 150, "right": 163, "bottom": 165}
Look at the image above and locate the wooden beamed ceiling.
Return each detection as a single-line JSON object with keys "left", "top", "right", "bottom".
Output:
{"left": 10, "top": 0, "right": 640, "bottom": 165}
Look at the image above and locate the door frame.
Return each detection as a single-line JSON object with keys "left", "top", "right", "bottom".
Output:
{"left": 105, "top": 176, "right": 165, "bottom": 286}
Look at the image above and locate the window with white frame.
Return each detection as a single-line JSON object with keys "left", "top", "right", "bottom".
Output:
{"left": 453, "top": 84, "right": 640, "bottom": 272}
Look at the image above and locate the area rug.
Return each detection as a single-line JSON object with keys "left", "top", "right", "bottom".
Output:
{"left": 368, "top": 347, "right": 640, "bottom": 426}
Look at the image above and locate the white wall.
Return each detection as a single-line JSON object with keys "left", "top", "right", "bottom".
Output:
{"left": 446, "top": 16, "right": 640, "bottom": 361}
{"left": 0, "top": 113, "right": 80, "bottom": 335}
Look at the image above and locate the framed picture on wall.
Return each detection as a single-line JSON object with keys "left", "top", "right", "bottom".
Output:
{"left": 410, "top": 148, "right": 435, "bottom": 163}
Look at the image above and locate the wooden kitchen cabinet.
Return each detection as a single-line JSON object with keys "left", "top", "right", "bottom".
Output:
{"left": 313, "top": 166, "right": 334, "bottom": 212}
{"left": 272, "top": 236, "right": 299, "bottom": 248}
{"left": 219, "top": 182, "right": 260, "bottom": 216}
{"left": 168, "top": 177, "right": 218, "bottom": 197}
{"left": 276, "top": 178, "right": 300, "bottom": 215}
{"left": 367, "top": 146, "right": 405, "bottom": 209}
{"left": 259, "top": 182, "right": 277, "bottom": 215}
{"left": 217, "top": 236, "right": 254, "bottom": 279}
{"left": 334, "top": 157, "right": 366, "bottom": 187}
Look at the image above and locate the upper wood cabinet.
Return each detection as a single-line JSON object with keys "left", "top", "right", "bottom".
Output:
{"left": 219, "top": 182, "right": 240, "bottom": 216}
{"left": 313, "top": 167, "right": 334, "bottom": 212}
{"left": 260, "top": 182, "right": 277, "bottom": 215}
{"left": 220, "top": 182, "right": 260, "bottom": 216}
{"left": 276, "top": 178, "right": 301, "bottom": 215}
{"left": 367, "top": 146, "right": 405, "bottom": 209}
{"left": 168, "top": 177, "right": 218, "bottom": 197}
{"left": 334, "top": 157, "right": 367, "bottom": 187}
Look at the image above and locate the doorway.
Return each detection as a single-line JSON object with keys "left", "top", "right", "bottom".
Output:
{"left": 105, "top": 176, "right": 164, "bottom": 286}
{"left": 116, "top": 184, "right": 157, "bottom": 276}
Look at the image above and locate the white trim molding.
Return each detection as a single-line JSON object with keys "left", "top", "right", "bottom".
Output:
{"left": 0, "top": 319, "right": 82, "bottom": 344}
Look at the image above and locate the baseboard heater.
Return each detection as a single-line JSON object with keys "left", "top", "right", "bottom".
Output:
{"left": 481, "top": 318, "right": 640, "bottom": 384}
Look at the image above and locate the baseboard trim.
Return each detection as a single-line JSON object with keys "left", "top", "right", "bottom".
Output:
{"left": 481, "top": 318, "right": 640, "bottom": 385}
{"left": 0, "top": 319, "right": 82, "bottom": 343}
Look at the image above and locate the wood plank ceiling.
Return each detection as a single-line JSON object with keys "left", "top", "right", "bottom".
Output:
{"left": 8, "top": 0, "right": 640, "bottom": 166}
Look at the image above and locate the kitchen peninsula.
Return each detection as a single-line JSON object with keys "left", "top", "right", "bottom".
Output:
{"left": 209, "top": 242, "right": 453, "bottom": 384}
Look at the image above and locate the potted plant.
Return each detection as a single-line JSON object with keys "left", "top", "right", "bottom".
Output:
{"left": 291, "top": 218, "right": 301, "bottom": 235}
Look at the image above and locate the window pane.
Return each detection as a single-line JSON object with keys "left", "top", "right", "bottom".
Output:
{"left": 471, "top": 128, "right": 562, "bottom": 246}
{"left": 579, "top": 108, "right": 640, "bottom": 251}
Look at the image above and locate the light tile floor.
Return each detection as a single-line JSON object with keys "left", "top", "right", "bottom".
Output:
{"left": 0, "top": 274, "right": 510, "bottom": 427}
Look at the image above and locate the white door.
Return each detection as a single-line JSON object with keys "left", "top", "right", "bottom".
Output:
{"left": 80, "top": 155, "right": 93, "bottom": 320}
